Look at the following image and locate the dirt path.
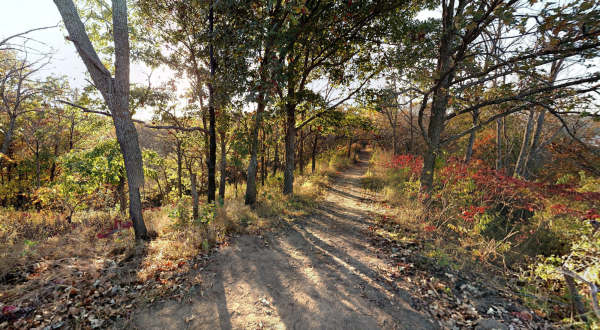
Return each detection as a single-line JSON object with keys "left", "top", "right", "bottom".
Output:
{"left": 133, "top": 150, "right": 437, "bottom": 330}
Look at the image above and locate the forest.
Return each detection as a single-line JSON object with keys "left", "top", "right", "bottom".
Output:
{"left": 1, "top": 0, "right": 600, "bottom": 329}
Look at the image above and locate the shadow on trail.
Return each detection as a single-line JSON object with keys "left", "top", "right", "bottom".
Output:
{"left": 133, "top": 150, "right": 436, "bottom": 330}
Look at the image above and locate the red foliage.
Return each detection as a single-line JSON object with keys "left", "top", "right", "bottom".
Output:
{"left": 384, "top": 154, "right": 423, "bottom": 179}
{"left": 459, "top": 206, "right": 487, "bottom": 222}
{"left": 424, "top": 225, "right": 436, "bottom": 232}
{"left": 384, "top": 153, "right": 600, "bottom": 220}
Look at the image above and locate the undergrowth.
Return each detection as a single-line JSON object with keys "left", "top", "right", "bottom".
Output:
{"left": 0, "top": 150, "right": 352, "bottom": 329}
{"left": 364, "top": 148, "right": 600, "bottom": 327}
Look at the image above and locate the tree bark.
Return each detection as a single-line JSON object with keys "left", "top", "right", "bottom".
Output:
{"left": 191, "top": 172, "right": 199, "bottom": 220}
{"left": 53, "top": 0, "right": 149, "bottom": 240}
{"left": 1, "top": 116, "right": 16, "bottom": 158}
{"left": 464, "top": 109, "right": 479, "bottom": 164}
{"left": 283, "top": 102, "right": 296, "bottom": 196}
{"left": 261, "top": 129, "right": 267, "bottom": 186}
{"left": 177, "top": 139, "right": 182, "bottom": 199}
{"left": 312, "top": 129, "right": 319, "bottom": 173}
{"left": 219, "top": 130, "right": 226, "bottom": 200}
{"left": 245, "top": 100, "right": 265, "bottom": 205}
{"left": 299, "top": 127, "right": 305, "bottom": 175}
{"left": 116, "top": 173, "right": 127, "bottom": 216}
{"left": 523, "top": 109, "right": 546, "bottom": 178}
{"left": 514, "top": 110, "right": 535, "bottom": 177}
{"left": 347, "top": 136, "right": 352, "bottom": 159}
{"left": 409, "top": 100, "right": 414, "bottom": 154}
{"left": 35, "top": 143, "right": 40, "bottom": 189}
{"left": 496, "top": 117, "right": 503, "bottom": 171}
{"left": 419, "top": 0, "right": 458, "bottom": 195}
{"left": 273, "top": 126, "right": 279, "bottom": 175}
{"left": 207, "top": 1, "right": 216, "bottom": 203}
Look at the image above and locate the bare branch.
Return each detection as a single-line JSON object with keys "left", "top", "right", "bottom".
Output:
{"left": 56, "top": 100, "right": 209, "bottom": 134}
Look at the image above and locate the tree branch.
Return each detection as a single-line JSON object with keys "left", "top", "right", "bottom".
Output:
{"left": 56, "top": 100, "right": 209, "bottom": 134}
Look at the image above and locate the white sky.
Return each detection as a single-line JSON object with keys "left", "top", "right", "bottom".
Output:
{"left": 1, "top": 2, "right": 440, "bottom": 121}
{"left": 0, "top": 0, "right": 172, "bottom": 120}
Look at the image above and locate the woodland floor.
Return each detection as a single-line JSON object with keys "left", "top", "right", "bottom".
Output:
{"left": 132, "top": 150, "right": 439, "bottom": 330}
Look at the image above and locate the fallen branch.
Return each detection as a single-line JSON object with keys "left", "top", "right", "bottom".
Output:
{"left": 558, "top": 267, "right": 600, "bottom": 321}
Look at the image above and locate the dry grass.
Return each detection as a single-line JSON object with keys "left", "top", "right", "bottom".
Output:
{"left": 0, "top": 149, "right": 355, "bottom": 329}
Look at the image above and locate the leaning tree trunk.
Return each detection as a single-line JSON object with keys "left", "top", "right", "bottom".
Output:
{"left": 283, "top": 102, "right": 296, "bottom": 196}
{"left": 514, "top": 110, "right": 535, "bottom": 178}
{"left": 523, "top": 110, "right": 546, "bottom": 179}
{"left": 54, "top": 0, "right": 149, "bottom": 240}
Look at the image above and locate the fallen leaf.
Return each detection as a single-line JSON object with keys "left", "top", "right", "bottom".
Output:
{"left": 185, "top": 315, "right": 195, "bottom": 324}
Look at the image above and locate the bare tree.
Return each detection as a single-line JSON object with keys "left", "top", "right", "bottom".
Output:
{"left": 0, "top": 52, "right": 52, "bottom": 163}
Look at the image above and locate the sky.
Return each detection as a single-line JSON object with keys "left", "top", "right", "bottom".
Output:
{"left": 1, "top": 2, "right": 440, "bottom": 120}
{"left": 0, "top": 0, "right": 172, "bottom": 120}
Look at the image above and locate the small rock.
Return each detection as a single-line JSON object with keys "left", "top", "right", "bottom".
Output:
{"left": 475, "top": 318, "right": 508, "bottom": 330}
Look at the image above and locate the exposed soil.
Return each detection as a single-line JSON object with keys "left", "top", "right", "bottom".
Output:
{"left": 132, "top": 150, "right": 438, "bottom": 329}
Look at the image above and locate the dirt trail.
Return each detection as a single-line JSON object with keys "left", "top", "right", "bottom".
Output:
{"left": 133, "top": 150, "right": 437, "bottom": 329}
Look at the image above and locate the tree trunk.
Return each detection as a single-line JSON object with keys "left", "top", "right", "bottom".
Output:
{"left": 35, "top": 143, "right": 40, "bottom": 189}
{"left": 514, "top": 110, "right": 535, "bottom": 177}
{"left": 219, "top": 130, "right": 226, "bottom": 200}
{"left": 261, "top": 128, "right": 266, "bottom": 186}
{"left": 177, "top": 140, "right": 182, "bottom": 199}
{"left": 496, "top": 117, "right": 503, "bottom": 171}
{"left": 409, "top": 100, "right": 414, "bottom": 154}
{"left": 191, "top": 172, "right": 199, "bottom": 220}
{"left": 273, "top": 126, "right": 279, "bottom": 176}
{"left": 312, "top": 129, "right": 319, "bottom": 173}
{"left": 419, "top": 42, "right": 454, "bottom": 193}
{"left": 1, "top": 116, "right": 16, "bottom": 158}
{"left": 523, "top": 110, "right": 546, "bottom": 178}
{"left": 347, "top": 137, "right": 352, "bottom": 159}
{"left": 464, "top": 109, "right": 479, "bottom": 164}
{"left": 283, "top": 103, "right": 296, "bottom": 196}
{"left": 116, "top": 174, "right": 127, "bottom": 216}
{"left": 49, "top": 144, "right": 58, "bottom": 183}
{"left": 392, "top": 125, "right": 398, "bottom": 155}
{"left": 207, "top": 1, "right": 216, "bottom": 204}
{"left": 245, "top": 101, "right": 264, "bottom": 205}
{"left": 54, "top": 0, "right": 149, "bottom": 240}
{"left": 419, "top": 0, "right": 466, "bottom": 197}
{"left": 299, "top": 127, "right": 305, "bottom": 175}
